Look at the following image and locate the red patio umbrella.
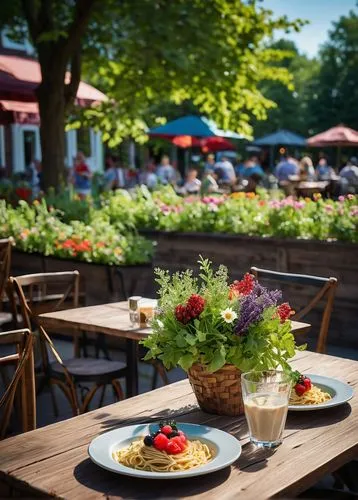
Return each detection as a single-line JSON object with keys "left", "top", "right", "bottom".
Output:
{"left": 171, "top": 135, "right": 235, "bottom": 151}
{"left": 307, "top": 125, "right": 358, "bottom": 147}
{"left": 307, "top": 125, "right": 358, "bottom": 167}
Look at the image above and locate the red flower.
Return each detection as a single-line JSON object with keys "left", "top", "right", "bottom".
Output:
{"left": 277, "top": 302, "right": 295, "bottom": 323}
{"left": 175, "top": 294, "right": 205, "bottom": 324}
{"left": 229, "top": 273, "right": 255, "bottom": 299}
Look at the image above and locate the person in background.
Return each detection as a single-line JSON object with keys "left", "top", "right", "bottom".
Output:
{"left": 72, "top": 151, "right": 92, "bottom": 199}
{"left": 104, "top": 155, "right": 125, "bottom": 191}
{"left": 140, "top": 163, "right": 158, "bottom": 189}
{"left": 214, "top": 155, "right": 236, "bottom": 185}
{"left": 274, "top": 154, "right": 299, "bottom": 182}
{"left": 28, "top": 159, "right": 42, "bottom": 198}
{"left": 339, "top": 157, "right": 358, "bottom": 194}
{"left": 236, "top": 158, "right": 264, "bottom": 179}
{"left": 156, "top": 155, "right": 176, "bottom": 185}
{"left": 200, "top": 170, "right": 219, "bottom": 195}
{"left": 183, "top": 168, "right": 201, "bottom": 194}
{"left": 204, "top": 154, "right": 216, "bottom": 173}
{"left": 315, "top": 158, "right": 335, "bottom": 180}
{"left": 299, "top": 156, "right": 315, "bottom": 181}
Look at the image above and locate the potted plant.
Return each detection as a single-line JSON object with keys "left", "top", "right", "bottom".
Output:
{"left": 143, "top": 257, "right": 303, "bottom": 416}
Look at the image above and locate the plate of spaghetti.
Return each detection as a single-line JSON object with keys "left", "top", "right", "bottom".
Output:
{"left": 288, "top": 373, "right": 354, "bottom": 411}
{"left": 88, "top": 420, "right": 241, "bottom": 479}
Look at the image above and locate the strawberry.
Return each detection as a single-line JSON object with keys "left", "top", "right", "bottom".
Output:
{"left": 294, "top": 383, "right": 306, "bottom": 396}
{"left": 161, "top": 425, "right": 173, "bottom": 436}
{"left": 303, "top": 377, "right": 312, "bottom": 391}
{"left": 166, "top": 440, "right": 183, "bottom": 454}
{"left": 153, "top": 433, "right": 169, "bottom": 451}
{"left": 171, "top": 436, "right": 186, "bottom": 452}
{"left": 178, "top": 430, "right": 187, "bottom": 444}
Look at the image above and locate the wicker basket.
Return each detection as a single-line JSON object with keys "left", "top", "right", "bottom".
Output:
{"left": 188, "top": 363, "right": 244, "bottom": 416}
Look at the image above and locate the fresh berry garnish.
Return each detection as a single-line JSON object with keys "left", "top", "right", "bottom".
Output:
{"left": 168, "top": 431, "right": 179, "bottom": 438}
{"left": 166, "top": 440, "right": 183, "bottom": 454}
{"left": 153, "top": 433, "right": 169, "bottom": 451}
{"left": 303, "top": 377, "right": 312, "bottom": 391}
{"left": 294, "top": 383, "right": 306, "bottom": 396}
{"left": 144, "top": 435, "right": 154, "bottom": 446}
{"left": 171, "top": 436, "right": 186, "bottom": 451}
{"left": 161, "top": 425, "right": 173, "bottom": 435}
{"left": 178, "top": 430, "right": 187, "bottom": 443}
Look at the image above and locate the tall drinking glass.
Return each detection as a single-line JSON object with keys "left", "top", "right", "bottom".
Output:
{"left": 241, "top": 370, "right": 292, "bottom": 448}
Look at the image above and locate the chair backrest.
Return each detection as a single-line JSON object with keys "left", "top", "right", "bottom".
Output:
{"left": 7, "top": 272, "right": 80, "bottom": 413}
{"left": 8, "top": 271, "right": 80, "bottom": 365}
{"left": 0, "top": 328, "right": 36, "bottom": 438}
{"left": 0, "top": 238, "right": 12, "bottom": 306}
{"left": 250, "top": 267, "right": 338, "bottom": 353}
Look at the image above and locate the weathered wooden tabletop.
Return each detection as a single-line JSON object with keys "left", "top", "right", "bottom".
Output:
{"left": 0, "top": 350, "right": 357, "bottom": 499}
{"left": 37, "top": 301, "right": 311, "bottom": 340}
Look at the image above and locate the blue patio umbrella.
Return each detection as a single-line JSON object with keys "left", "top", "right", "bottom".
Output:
{"left": 253, "top": 129, "right": 306, "bottom": 169}
{"left": 148, "top": 115, "right": 245, "bottom": 139}
{"left": 253, "top": 129, "right": 306, "bottom": 146}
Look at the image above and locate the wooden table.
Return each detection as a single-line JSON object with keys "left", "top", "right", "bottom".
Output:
{"left": 38, "top": 302, "right": 311, "bottom": 398}
{"left": 0, "top": 351, "right": 357, "bottom": 499}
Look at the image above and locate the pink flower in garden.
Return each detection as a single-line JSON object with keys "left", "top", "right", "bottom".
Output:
{"left": 347, "top": 194, "right": 354, "bottom": 200}
{"left": 269, "top": 200, "right": 281, "bottom": 209}
{"left": 350, "top": 206, "right": 358, "bottom": 217}
{"left": 338, "top": 195, "right": 345, "bottom": 202}
{"left": 324, "top": 205, "right": 334, "bottom": 214}
{"left": 207, "top": 202, "right": 219, "bottom": 212}
{"left": 293, "top": 201, "right": 305, "bottom": 210}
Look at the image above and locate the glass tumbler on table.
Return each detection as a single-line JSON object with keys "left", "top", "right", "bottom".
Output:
{"left": 241, "top": 370, "right": 292, "bottom": 448}
{"left": 128, "top": 296, "right": 142, "bottom": 326}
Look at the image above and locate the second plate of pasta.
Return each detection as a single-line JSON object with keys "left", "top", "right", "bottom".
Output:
{"left": 88, "top": 422, "right": 241, "bottom": 479}
{"left": 288, "top": 374, "right": 354, "bottom": 411}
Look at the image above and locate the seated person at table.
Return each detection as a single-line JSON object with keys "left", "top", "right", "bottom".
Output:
{"left": 236, "top": 158, "right": 264, "bottom": 179}
{"left": 200, "top": 171, "right": 219, "bottom": 195}
{"left": 140, "top": 163, "right": 158, "bottom": 189}
{"left": 299, "top": 156, "right": 315, "bottom": 181}
{"left": 315, "top": 158, "right": 335, "bottom": 180}
{"left": 71, "top": 152, "right": 92, "bottom": 199}
{"left": 339, "top": 157, "right": 358, "bottom": 194}
{"left": 214, "top": 156, "right": 236, "bottom": 185}
{"left": 204, "top": 154, "right": 216, "bottom": 173}
{"left": 183, "top": 168, "right": 201, "bottom": 194}
{"left": 156, "top": 155, "right": 176, "bottom": 185}
{"left": 274, "top": 154, "right": 299, "bottom": 182}
{"left": 104, "top": 155, "right": 126, "bottom": 191}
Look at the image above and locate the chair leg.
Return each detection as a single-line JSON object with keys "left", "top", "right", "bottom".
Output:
{"left": 49, "top": 379, "right": 59, "bottom": 417}
{"left": 81, "top": 384, "right": 102, "bottom": 413}
{"left": 50, "top": 379, "right": 79, "bottom": 417}
{"left": 111, "top": 379, "right": 124, "bottom": 401}
{"left": 152, "top": 367, "right": 159, "bottom": 390}
{"left": 98, "top": 384, "right": 106, "bottom": 408}
{"left": 152, "top": 361, "right": 169, "bottom": 389}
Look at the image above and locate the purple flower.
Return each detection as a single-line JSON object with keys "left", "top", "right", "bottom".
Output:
{"left": 235, "top": 283, "right": 282, "bottom": 336}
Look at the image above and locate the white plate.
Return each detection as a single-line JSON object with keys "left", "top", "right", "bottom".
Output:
{"left": 88, "top": 422, "right": 241, "bottom": 479}
{"left": 288, "top": 374, "right": 354, "bottom": 411}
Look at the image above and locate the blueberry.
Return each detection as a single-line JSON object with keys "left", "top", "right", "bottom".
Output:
{"left": 144, "top": 435, "right": 153, "bottom": 446}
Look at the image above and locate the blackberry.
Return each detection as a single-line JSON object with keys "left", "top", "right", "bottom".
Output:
{"left": 144, "top": 435, "right": 154, "bottom": 446}
{"left": 168, "top": 431, "right": 179, "bottom": 438}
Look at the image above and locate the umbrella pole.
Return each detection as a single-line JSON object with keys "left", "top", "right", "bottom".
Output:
{"left": 336, "top": 146, "right": 341, "bottom": 169}
{"left": 270, "top": 146, "right": 274, "bottom": 170}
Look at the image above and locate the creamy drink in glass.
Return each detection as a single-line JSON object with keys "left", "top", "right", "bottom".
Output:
{"left": 241, "top": 370, "right": 292, "bottom": 448}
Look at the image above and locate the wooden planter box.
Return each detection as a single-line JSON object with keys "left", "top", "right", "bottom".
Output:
{"left": 11, "top": 250, "right": 154, "bottom": 305}
{"left": 141, "top": 230, "right": 358, "bottom": 349}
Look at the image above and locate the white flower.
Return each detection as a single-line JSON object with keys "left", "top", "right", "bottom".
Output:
{"left": 220, "top": 308, "right": 237, "bottom": 324}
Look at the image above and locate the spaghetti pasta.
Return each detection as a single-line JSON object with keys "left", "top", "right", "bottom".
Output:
{"left": 113, "top": 438, "right": 213, "bottom": 472}
{"left": 289, "top": 384, "right": 332, "bottom": 405}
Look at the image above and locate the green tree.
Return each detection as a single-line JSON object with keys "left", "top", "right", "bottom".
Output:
{"left": 308, "top": 9, "right": 358, "bottom": 134}
{"left": 252, "top": 39, "right": 320, "bottom": 138}
{"left": 1, "top": 1, "right": 304, "bottom": 190}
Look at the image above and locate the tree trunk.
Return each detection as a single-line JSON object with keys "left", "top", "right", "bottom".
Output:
{"left": 37, "top": 77, "right": 66, "bottom": 191}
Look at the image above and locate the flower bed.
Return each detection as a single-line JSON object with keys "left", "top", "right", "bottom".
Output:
{"left": 0, "top": 199, "right": 154, "bottom": 266}
{"left": 100, "top": 188, "right": 358, "bottom": 243}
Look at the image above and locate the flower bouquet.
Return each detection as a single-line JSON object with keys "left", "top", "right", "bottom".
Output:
{"left": 143, "top": 257, "right": 304, "bottom": 416}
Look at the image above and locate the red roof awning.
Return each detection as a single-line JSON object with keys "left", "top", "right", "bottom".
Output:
{"left": 0, "top": 55, "right": 106, "bottom": 104}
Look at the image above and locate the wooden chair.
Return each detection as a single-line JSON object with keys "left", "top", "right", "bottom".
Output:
{"left": 250, "top": 267, "right": 338, "bottom": 353}
{"left": 8, "top": 272, "right": 126, "bottom": 416}
{"left": 0, "top": 238, "right": 14, "bottom": 328}
{"left": 0, "top": 328, "right": 36, "bottom": 439}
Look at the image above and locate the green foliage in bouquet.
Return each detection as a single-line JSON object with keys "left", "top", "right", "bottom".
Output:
{"left": 143, "top": 257, "right": 304, "bottom": 373}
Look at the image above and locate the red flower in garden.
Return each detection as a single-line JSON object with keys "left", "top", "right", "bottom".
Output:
{"left": 175, "top": 294, "right": 205, "bottom": 324}
{"left": 229, "top": 273, "right": 255, "bottom": 299}
{"left": 277, "top": 302, "right": 295, "bottom": 323}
